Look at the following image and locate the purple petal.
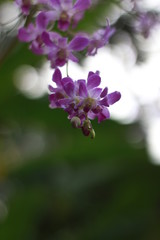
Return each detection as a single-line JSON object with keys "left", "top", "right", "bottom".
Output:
{"left": 41, "top": 31, "right": 54, "bottom": 47}
{"left": 49, "top": 93, "right": 55, "bottom": 102}
{"left": 49, "top": 94, "right": 57, "bottom": 108}
{"left": 87, "top": 70, "right": 100, "bottom": 79}
{"left": 68, "top": 52, "right": 79, "bottom": 62}
{"left": 58, "top": 37, "right": 68, "bottom": 48}
{"left": 58, "top": 98, "right": 71, "bottom": 107}
{"left": 61, "top": 0, "right": 73, "bottom": 9}
{"left": 48, "top": 48, "right": 58, "bottom": 60}
{"left": 72, "top": 11, "right": 84, "bottom": 28}
{"left": 63, "top": 82, "right": 75, "bottom": 97}
{"left": 79, "top": 82, "right": 88, "bottom": 97}
{"left": 87, "top": 111, "right": 97, "bottom": 120}
{"left": 76, "top": 79, "right": 85, "bottom": 91}
{"left": 73, "top": 0, "right": 91, "bottom": 11}
{"left": 99, "top": 97, "right": 109, "bottom": 107}
{"left": 61, "top": 77, "right": 73, "bottom": 86}
{"left": 69, "top": 36, "right": 89, "bottom": 51}
{"left": 89, "top": 88, "right": 102, "bottom": 98}
{"left": 49, "top": 102, "right": 57, "bottom": 108}
{"left": 16, "top": 0, "right": 31, "bottom": 15}
{"left": 107, "top": 91, "right": 121, "bottom": 105}
{"left": 87, "top": 71, "right": 94, "bottom": 79}
{"left": 49, "top": 31, "right": 61, "bottom": 42}
{"left": 22, "top": 5, "right": 30, "bottom": 15}
{"left": 58, "top": 20, "right": 70, "bottom": 31}
{"left": 92, "top": 106, "right": 101, "bottom": 114}
{"left": 30, "top": 41, "right": 45, "bottom": 55}
{"left": 48, "top": 85, "right": 57, "bottom": 92}
{"left": 52, "top": 68, "right": 62, "bottom": 86}
{"left": 87, "top": 74, "right": 101, "bottom": 90}
{"left": 36, "top": 12, "right": 50, "bottom": 30}
{"left": 18, "top": 25, "right": 35, "bottom": 42}
{"left": 55, "top": 58, "right": 66, "bottom": 67}
{"left": 98, "top": 107, "right": 110, "bottom": 123}
{"left": 100, "top": 87, "right": 108, "bottom": 98}
{"left": 49, "top": 0, "right": 61, "bottom": 9}
{"left": 77, "top": 79, "right": 86, "bottom": 85}
{"left": 46, "top": 10, "right": 59, "bottom": 21}
{"left": 103, "top": 26, "right": 115, "bottom": 42}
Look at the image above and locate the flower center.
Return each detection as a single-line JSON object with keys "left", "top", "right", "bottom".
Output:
{"left": 60, "top": 11, "right": 69, "bottom": 22}
{"left": 57, "top": 49, "right": 67, "bottom": 59}
{"left": 85, "top": 97, "right": 95, "bottom": 106}
{"left": 36, "top": 35, "right": 44, "bottom": 47}
{"left": 83, "top": 97, "right": 96, "bottom": 112}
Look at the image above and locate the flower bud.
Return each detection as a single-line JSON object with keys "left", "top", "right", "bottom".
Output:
{"left": 71, "top": 116, "right": 81, "bottom": 128}
{"left": 81, "top": 126, "right": 90, "bottom": 136}
{"left": 90, "top": 128, "right": 95, "bottom": 139}
{"left": 81, "top": 119, "right": 92, "bottom": 136}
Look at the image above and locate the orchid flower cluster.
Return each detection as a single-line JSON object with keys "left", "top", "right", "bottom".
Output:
{"left": 15, "top": 0, "right": 121, "bottom": 138}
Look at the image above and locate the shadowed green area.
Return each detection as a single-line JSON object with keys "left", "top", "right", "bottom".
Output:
{"left": 1, "top": 1, "right": 160, "bottom": 240}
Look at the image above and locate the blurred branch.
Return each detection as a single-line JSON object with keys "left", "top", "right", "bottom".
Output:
{"left": 0, "top": 36, "right": 18, "bottom": 67}
{"left": 0, "top": 6, "right": 37, "bottom": 67}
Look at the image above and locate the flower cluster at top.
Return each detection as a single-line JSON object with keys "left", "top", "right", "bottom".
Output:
{"left": 15, "top": 0, "right": 121, "bottom": 137}
{"left": 16, "top": 0, "right": 115, "bottom": 68}
{"left": 49, "top": 68, "right": 121, "bottom": 138}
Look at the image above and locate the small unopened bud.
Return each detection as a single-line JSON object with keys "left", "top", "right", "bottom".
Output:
{"left": 90, "top": 129, "right": 95, "bottom": 139}
{"left": 71, "top": 116, "right": 81, "bottom": 128}
{"left": 81, "top": 119, "right": 93, "bottom": 137}
{"left": 82, "top": 126, "right": 90, "bottom": 136}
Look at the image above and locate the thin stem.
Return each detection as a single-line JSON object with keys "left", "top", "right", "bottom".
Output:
{"left": 66, "top": 61, "right": 69, "bottom": 77}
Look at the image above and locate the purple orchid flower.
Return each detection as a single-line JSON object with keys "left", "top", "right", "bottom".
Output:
{"left": 38, "top": 0, "right": 91, "bottom": 31}
{"left": 87, "top": 20, "right": 115, "bottom": 56}
{"left": 43, "top": 32, "right": 89, "bottom": 68}
{"left": 18, "top": 12, "right": 53, "bottom": 54}
{"left": 49, "top": 68, "right": 121, "bottom": 137}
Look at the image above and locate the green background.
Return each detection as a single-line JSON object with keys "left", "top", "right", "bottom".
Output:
{"left": 1, "top": 1, "right": 160, "bottom": 239}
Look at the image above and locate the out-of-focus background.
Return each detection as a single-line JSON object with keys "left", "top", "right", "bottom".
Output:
{"left": 1, "top": 0, "right": 160, "bottom": 239}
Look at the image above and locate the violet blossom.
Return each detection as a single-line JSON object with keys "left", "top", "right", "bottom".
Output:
{"left": 18, "top": 12, "right": 54, "bottom": 54}
{"left": 43, "top": 32, "right": 89, "bottom": 68}
{"left": 49, "top": 68, "right": 121, "bottom": 137}
{"left": 87, "top": 21, "right": 115, "bottom": 56}
{"left": 134, "top": 12, "right": 160, "bottom": 38}
{"left": 38, "top": 0, "right": 91, "bottom": 31}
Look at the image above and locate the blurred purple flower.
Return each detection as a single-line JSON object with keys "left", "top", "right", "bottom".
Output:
{"left": 87, "top": 20, "right": 115, "bottom": 56}
{"left": 38, "top": 0, "right": 91, "bottom": 31}
{"left": 15, "top": 0, "right": 32, "bottom": 15}
{"left": 18, "top": 12, "right": 54, "bottom": 54}
{"left": 134, "top": 12, "right": 160, "bottom": 38}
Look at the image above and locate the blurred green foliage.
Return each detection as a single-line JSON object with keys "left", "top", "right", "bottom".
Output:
{"left": 1, "top": 1, "right": 160, "bottom": 240}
